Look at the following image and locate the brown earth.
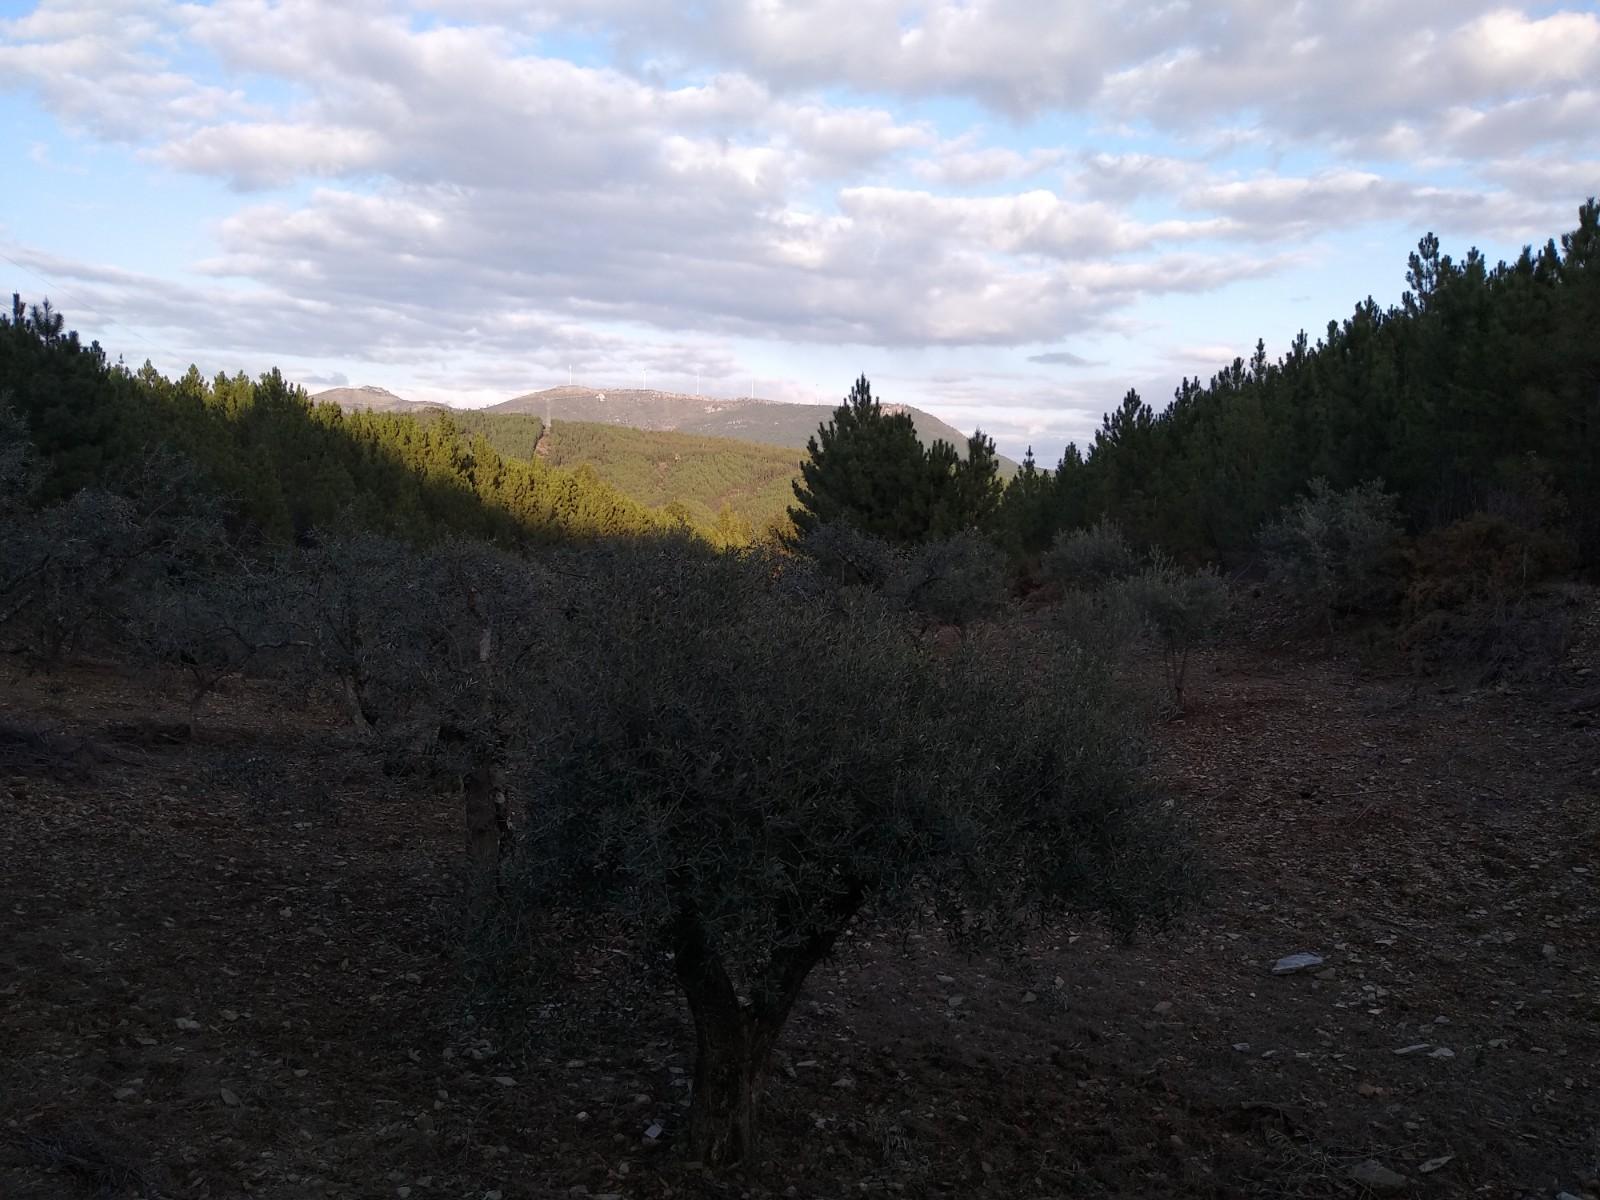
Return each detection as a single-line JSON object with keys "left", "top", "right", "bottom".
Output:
{"left": 2, "top": 620, "right": 1597, "bottom": 1199}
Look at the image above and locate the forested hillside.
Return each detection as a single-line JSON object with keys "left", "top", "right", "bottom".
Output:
{"left": 446, "top": 410, "right": 799, "bottom": 540}
{"left": 999, "top": 201, "right": 1600, "bottom": 569}
{"left": 486, "top": 385, "right": 1012, "bottom": 470}
{"left": 0, "top": 298, "right": 670, "bottom": 546}
{"left": 539, "top": 421, "right": 799, "bottom": 540}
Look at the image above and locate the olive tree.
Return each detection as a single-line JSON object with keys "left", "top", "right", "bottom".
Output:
{"left": 127, "top": 553, "right": 303, "bottom": 733}
{"left": 797, "top": 524, "right": 1010, "bottom": 630}
{"left": 1119, "top": 559, "right": 1229, "bottom": 712}
{"left": 0, "top": 422, "right": 225, "bottom": 664}
{"left": 888, "top": 528, "right": 1010, "bottom": 629}
{"left": 1258, "top": 478, "right": 1405, "bottom": 619}
{"left": 1041, "top": 518, "right": 1140, "bottom": 591}
{"left": 513, "top": 540, "right": 1192, "bottom": 1164}
{"left": 291, "top": 531, "right": 562, "bottom": 889}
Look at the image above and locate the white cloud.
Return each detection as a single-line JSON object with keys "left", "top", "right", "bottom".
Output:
{"left": 3, "top": 0, "right": 1598, "bottom": 456}
{"left": 158, "top": 123, "right": 390, "bottom": 189}
{"left": 913, "top": 139, "right": 1066, "bottom": 187}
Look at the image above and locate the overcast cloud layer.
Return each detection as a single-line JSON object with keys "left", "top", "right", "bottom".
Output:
{"left": 2, "top": 0, "right": 1597, "bottom": 457}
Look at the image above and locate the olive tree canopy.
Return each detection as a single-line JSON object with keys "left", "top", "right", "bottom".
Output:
{"left": 512, "top": 540, "right": 1192, "bottom": 1163}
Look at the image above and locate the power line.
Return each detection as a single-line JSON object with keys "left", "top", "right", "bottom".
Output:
{"left": 0, "top": 249, "right": 172, "bottom": 364}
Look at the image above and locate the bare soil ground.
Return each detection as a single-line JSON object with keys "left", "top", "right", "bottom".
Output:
{"left": 2, "top": 616, "right": 1597, "bottom": 1199}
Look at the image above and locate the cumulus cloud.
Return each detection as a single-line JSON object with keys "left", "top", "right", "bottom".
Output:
{"left": 3, "top": 0, "right": 1597, "bottom": 452}
{"left": 912, "top": 139, "right": 1066, "bottom": 187}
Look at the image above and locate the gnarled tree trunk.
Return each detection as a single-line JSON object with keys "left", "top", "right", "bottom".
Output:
{"left": 683, "top": 990, "right": 766, "bottom": 1165}
{"left": 672, "top": 885, "right": 864, "bottom": 1165}
{"left": 463, "top": 759, "right": 509, "bottom": 904}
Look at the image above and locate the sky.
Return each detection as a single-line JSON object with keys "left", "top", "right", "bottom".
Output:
{"left": 2, "top": 1, "right": 1597, "bottom": 462}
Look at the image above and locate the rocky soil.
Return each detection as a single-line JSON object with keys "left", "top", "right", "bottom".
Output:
{"left": 1, "top": 620, "right": 1596, "bottom": 1198}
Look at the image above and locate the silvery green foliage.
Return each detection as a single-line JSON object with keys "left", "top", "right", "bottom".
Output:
{"left": 0, "top": 490, "right": 136, "bottom": 658}
{"left": 1258, "top": 478, "right": 1404, "bottom": 614}
{"left": 126, "top": 554, "right": 301, "bottom": 722}
{"left": 1118, "top": 558, "right": 1229, "bottom": 711}
{"left": 1042, "top": 519, "right": 1140, "bottom": 591}
{"left": 1052, "top": 581, "right": 1144, "bottom": 664}
{"left": 515, "top": 539, "right": 1190, "bottom": 993}
{"left": 0, "top": 438, "right": 226, "bottom": 662}
{"left": 793, "top": 521, "right": 904, "bottom": 590}
{"left": 889, "top": 529, "right": 1010, "bottom": 628}
{"left": 290, "top": 531, "right": 557, "bottom": 773}
{"left": 797, "top": 524, "right": 1009, "bottom": 628}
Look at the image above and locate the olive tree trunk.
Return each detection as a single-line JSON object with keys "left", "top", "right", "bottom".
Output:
{"left": 672, "top": 887, "right": 863, "bottom": 1165}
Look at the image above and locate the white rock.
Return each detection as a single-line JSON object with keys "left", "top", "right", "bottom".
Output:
{"left": 1393, "top": 1043, "right": 1430, "bottom": 1055}
{"left": 1271, "top": 953, "right": 1324, "bottom": 975}
{"left": 1348, "top": 1159, "right": 1407, "bottom": 1192}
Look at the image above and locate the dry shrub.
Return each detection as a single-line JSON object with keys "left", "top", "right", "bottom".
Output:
{"left": 1399, "top": 598, "right": 1575, "bottom": 681}
{"left": 1405, "top": 513, "right": 1575, "bottom": 612}
{"left": 1400, "top": 513, "right": 1578, "bottom": 679}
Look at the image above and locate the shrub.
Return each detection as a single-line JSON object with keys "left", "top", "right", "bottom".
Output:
{"left": 889, "top": 529, "right": 1010, "bottom": 628}
{"left": 513, "top": 540, "right": 1193, "bottom": 1164}
{"left": 292, "top": 531, "right": 552, "bottom": 758}
{"left": 1399, "top": 512, "right": 1577, "bottom": 680}
{"left": 1052, "top": 581, "right": 1143, "bottom": 665}
{"left": 792, "top": 521, "right": 903, "bottom": 590}
{"left": 1041, "top": 519, "right": 1139, "bottom": 591}
{"left": 798, "top": 526, "right": 1010, "bottom": 630}
{"left": 1120, "top": 560, "right": 1229, "bottom": 712}
{"left": 127, "top": 555, "right": 301, "bottom": 731}
{"left": 0, "top": 458, "right": 225, "bottom": 663}
{"left": 1398, "top": 597, "right": 1574, "bottom": 682}
{"left": 1258, "top": 479, "right": 1405, "bottom": 618}
{"left": 1405, "top": 513, "right": 1575, "bottom": 614}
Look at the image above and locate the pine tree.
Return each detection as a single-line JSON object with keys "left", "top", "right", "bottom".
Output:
{"left": 949, "top": 430, "right": 1003, "bottom": 532}
{"left": 788, "top": 375, "right": 933, "bottom": 543}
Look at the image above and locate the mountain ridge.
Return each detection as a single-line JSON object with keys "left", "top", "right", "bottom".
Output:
{"left": 311, "top": 385, "right": 443, "bottom": 414}
{"left": 488, "top": 386, "right": 1014, "bottom": 467}
{"left": 313, "top": 383, "right": 1018, "bottom": 472}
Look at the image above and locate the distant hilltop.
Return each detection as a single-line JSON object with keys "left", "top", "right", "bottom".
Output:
{"left": 313, "top": 382, "right": 1011, "bottom": 467}
{"left": 310, "top": 385, "right": 442, "bottom": 415}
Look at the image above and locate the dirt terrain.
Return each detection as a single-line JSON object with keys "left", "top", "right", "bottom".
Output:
{"left": 2, "top": 618, "right": 1597, "bottom": 1199}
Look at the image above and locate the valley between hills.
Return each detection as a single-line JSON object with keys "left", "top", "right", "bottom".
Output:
{"left": 311, "top": 384, "right": 1015, "bottom": 536}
